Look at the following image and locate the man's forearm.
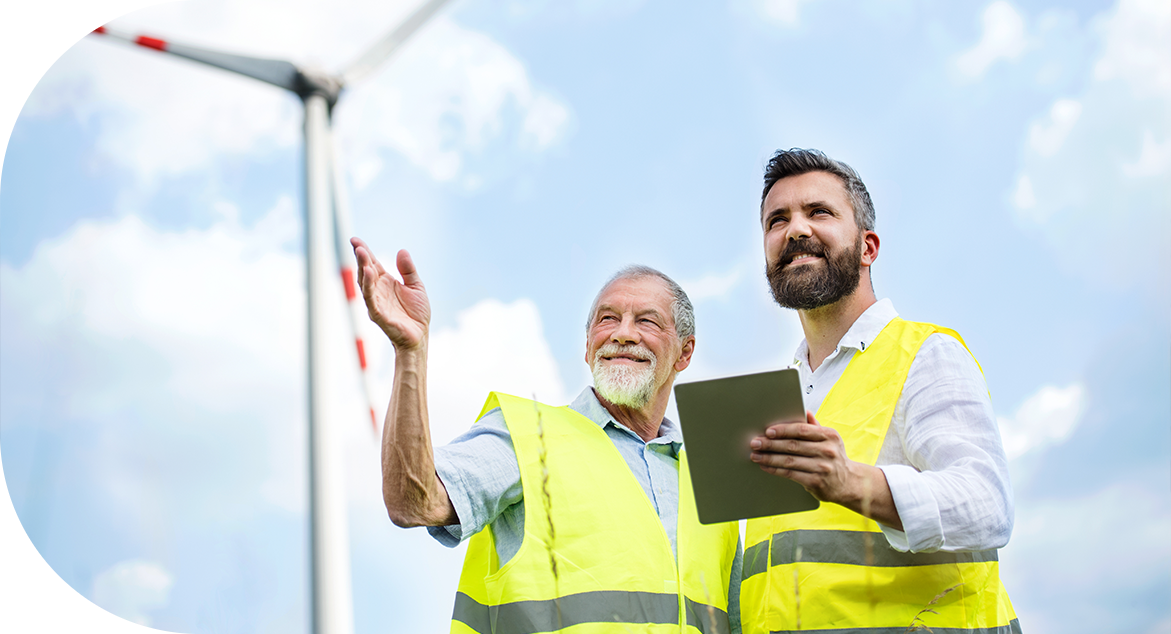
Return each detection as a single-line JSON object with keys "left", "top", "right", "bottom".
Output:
{"left": 381, "top": 343, "right": 458, "bottom": 527}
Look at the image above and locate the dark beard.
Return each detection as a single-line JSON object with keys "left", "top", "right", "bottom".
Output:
{"left": 766, "top": 234, "right": 863, "bottom": 310}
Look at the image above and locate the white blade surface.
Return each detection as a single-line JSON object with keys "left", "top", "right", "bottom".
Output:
{"left": 340, "top": 0, "right": 455, "bottom": 86}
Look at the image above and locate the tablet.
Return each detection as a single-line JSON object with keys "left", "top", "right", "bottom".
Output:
{"left": 674, "top": 368, "right": 820, "bottom": 525}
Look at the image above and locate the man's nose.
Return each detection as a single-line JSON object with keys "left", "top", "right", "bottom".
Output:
{"left": 610, "top": 316, "right": 640, "bottom": 344}
{"left": 787, "top": 212, "right": 812, "bottom": 241}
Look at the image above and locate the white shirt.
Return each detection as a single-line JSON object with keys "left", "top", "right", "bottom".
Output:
{"left": 792, "top": 299, "right": 1014, "bottom": 553}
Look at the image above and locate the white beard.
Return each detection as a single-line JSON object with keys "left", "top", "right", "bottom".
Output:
{"left": 592, "top": 344, "right": 658, "bottom": 409}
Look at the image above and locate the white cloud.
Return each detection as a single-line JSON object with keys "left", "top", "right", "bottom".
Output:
{"left": 754, "top": 0, "right": 819, "bottom": 27}
{"left": 425, "top": 298, "right": 568, "bottom": 445}
{"left": 997, "top": 383, "right": 1085, "bottom": 459}
{"left": 20, "top": 0, "right": 570, "bottom": 188}
{"left": 1027, "top": 98, "right": 1082, "bottom": 157}
{"left": 2, "top": 199, "right": 304, "bottom": 409}
{"left": 337, "top": 17, "right": 571, "bottom": 184}
{"left": 956, "top": 1, "right": 1028, "bottom": 78}
{"left": 1011, "top": 173, "right": 1035, "bottom": 210}
{"left": 24, "top": 35, "right": 301, "bottom": 184}
{"left": 1092, "top": 0, "right": 1171, "bottom": 98}
{"left": 0, "top": 198, "right": 312, "bottom": 513}
{"left": 521, "top": 92, "right": 572, "bottom": 151}
{"left": 0, "top": 200, "right": 568, "bottom": 515}
{"left": 681, "top": 269, "right": 743, "bottom": 303}
{"left": 90, "top": 559, "right": 174, "bottom": 626}
{"left": 1008, "top": 0, "right": 1170, "bottom": 289}
{"left": 1000, "top": 479, "right": 1171, "bottom": 631}
{"left": 3, "top": 193, "right": 568, "bottom": 525}
{"left": 1121, "top": 129, "right": 1171, "bottom": 178}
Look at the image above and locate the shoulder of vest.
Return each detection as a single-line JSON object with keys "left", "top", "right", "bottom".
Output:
{"left": 481, "top": 391, "right": 604, "bottom": 441}
{"left": 882, "top": 317, "right": 966, "bottom": 346}
{"left": 881, "top": 317, "right": 982, "bottom": 376}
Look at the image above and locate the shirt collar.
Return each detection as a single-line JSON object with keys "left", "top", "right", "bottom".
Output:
{"left": 569, "top": 387, "right": 684, "bottom": 449}
{"left": 792, "top": 298, "right": 899, "bottom": 366}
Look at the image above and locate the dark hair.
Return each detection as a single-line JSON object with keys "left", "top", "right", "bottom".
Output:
{"left": 586, "top": 265, "right": 695, "bottom": 340}
{"left": 761, "top": 148, "right": 875, "bottom": 231}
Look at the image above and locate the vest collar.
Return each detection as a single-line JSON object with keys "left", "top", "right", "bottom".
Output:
{"left": 792, "top": 298, "right": 900, "bottom": 366}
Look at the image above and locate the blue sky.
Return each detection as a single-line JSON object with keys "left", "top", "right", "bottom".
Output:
{"left": 1, "top": 0, "right": 1168, "bottom": 632}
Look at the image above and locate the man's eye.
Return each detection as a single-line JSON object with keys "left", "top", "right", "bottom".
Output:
{"left": 768, "top": 216, "right": 786, "bottom": 228}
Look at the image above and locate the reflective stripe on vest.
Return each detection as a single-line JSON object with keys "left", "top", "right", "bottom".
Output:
{"left": 453, "top": 590, "right": 729, "bottom": 634}
{"left": 741, "top": 530, "right": 1000, "bottom": 580}
{"left": 451, "top": 392, "right": 739, "bottom": 634}
{"left": 764, "top": 620, "right": 1023, "bottom": 634}
{"left": 742, "top": 318, "right": 1018, "bottom": 634}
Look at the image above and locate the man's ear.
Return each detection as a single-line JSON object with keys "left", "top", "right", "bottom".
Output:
{"left": 860, "top": 230, "right": 880, "bottom": 267}
{"left": 674, "top": 336, "right": 696, "bottom": 372}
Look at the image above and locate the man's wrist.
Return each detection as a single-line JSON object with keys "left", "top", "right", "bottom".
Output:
{"left": 393, "top": 338, "right": 428, "bottom": 362}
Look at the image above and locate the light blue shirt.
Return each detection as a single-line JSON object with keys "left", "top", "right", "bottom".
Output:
{"left": 430, "top": 387, "right": 742, "bottom": 631}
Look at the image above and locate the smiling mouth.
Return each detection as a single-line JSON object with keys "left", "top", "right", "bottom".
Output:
{"left": 603, "top": 354, "right": 649, "bottom": 363}
{"left": 784, "top": 253, "right": 822, "bottom": 267}
{"left": 596, "top": 344, "right": 655, "bottom": 365}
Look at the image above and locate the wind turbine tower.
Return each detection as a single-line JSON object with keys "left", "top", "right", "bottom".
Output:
{"left": 91, "top": 1, "right": 455, "bottom": 632}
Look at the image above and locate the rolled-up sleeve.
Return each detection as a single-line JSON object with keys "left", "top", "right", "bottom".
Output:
{"left": 427, "top": 408, "right": 523, "bottom": 547}
{"left": 878, "top": 334, "right": 1015, "bottom": 553}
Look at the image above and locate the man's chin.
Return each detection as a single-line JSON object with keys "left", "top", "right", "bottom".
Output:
{"left": 594, "top": 379, "right": 654, "bottom": 409}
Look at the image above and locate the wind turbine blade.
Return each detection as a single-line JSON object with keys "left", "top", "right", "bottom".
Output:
{"left": 91, "top": 25, "right": 301, "bottom": 94}
{"left": 327, "top": 126, "right": 383, "bottom": 433}
{"left": 340, "top": 0, "right": 455, "bottom": 86}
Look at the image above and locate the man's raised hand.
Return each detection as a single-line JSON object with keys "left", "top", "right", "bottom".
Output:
{"left": 350, "top": 237, "right": 431, "bottom": 351}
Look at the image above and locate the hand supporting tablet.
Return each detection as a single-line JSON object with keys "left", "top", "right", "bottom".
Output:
{"left": 674, "top": 368, "right": 819, "bottom": 525}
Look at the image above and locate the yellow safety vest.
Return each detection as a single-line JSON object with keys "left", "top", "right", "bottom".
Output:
{"left": 742, "top": 318, "right": 1020, "bottom": 634}
{"left": 451, "top": 392, "right": 739, "bottom": 634}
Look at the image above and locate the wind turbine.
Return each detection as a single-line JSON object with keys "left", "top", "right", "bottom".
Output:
{"left": 90, "top": 1, "right": 454, "bottom": 632}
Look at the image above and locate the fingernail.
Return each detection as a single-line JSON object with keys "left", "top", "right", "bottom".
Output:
{"left": 750, "top": 439, "right": 761, "bottom": 449}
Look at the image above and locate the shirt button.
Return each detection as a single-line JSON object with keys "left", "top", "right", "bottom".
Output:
{"left": 806, "top": 385, "right": 813, "bottom": 394}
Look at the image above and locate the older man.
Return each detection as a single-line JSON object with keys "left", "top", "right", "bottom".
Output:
{"left": 350, "top": 237, "right": 741, "bottom": 634}
{"left": 741, "top": 149, "right": 1020, "bottom": 633}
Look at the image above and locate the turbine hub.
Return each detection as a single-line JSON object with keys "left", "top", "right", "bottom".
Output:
{"left": 294, "top": 68, "right": 343, "bottom": 107}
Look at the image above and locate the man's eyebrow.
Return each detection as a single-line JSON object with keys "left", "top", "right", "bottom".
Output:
{"left": 636, "top": 307, "right": 666, "bottom": 319}
{"left": 801, "top": 200, "right": 839, "bottom": 211}
{"left": 762, "top": 206, "right": 787, "bottom": 222}
{"left": 595, "top": 304, "right": 669, "bottom": 322}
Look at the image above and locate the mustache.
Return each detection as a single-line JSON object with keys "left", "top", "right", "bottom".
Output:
{"left": 594, "top": 343, "right": 656, "bottom": 363}
{"left": 778, "top": 238, "right": 827, "bottom": 266}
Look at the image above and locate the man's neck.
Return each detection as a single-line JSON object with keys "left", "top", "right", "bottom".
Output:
{"left": 798, "top": 287, "right": 877, "bottom": 372}
{"left": 593, "top": 387, "right": 671, "bottom": 442}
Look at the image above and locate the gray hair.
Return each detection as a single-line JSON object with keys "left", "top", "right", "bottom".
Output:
{"left": 585, "top": 265, "right": 695, "bottom": 340}
{"left": 761, "top": 148, "right": 876, "bottom": 232}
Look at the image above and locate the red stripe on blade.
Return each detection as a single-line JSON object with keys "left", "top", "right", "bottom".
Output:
{"left": 341, "top": 267, "right": 357, "bottom": 300}
{"left": 135, "top": 36, "right": 167, "bottom": 51}
{"left": 93, "top": 26, "right": 107, "bottom": 34}
{"left": 369, "top": 408, "right": 377, "bottom": 430}
{"left": 356, "top": 339, "right": 367, "bottom": 369}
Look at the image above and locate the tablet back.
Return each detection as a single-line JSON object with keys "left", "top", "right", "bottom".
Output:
{"left": 674, "top": 368, "right": 820, "bottom": 524}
